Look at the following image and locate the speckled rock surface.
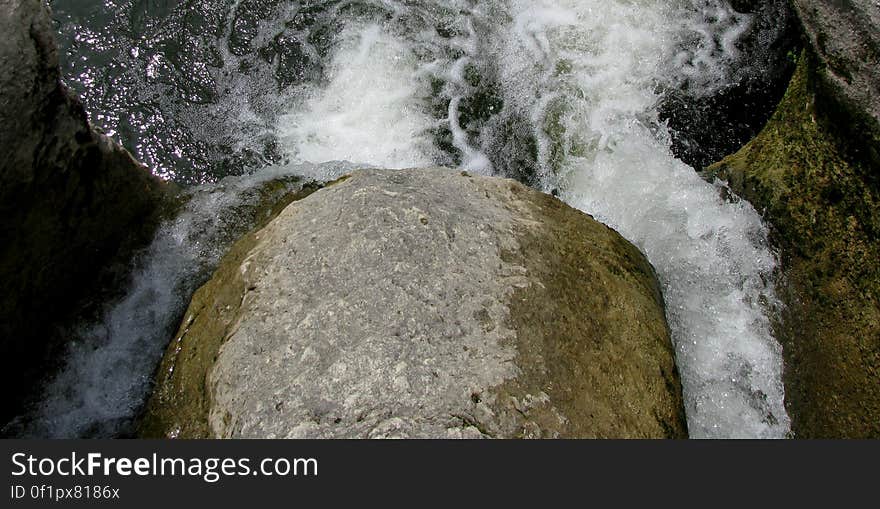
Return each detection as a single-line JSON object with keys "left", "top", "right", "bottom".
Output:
{"left": 141, "top": 168, "right": 687, "bottom": 439}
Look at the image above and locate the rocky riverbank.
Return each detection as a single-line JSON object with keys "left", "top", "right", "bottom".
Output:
{"left": 3, "top": 0, "right": 878, "bottom": 439}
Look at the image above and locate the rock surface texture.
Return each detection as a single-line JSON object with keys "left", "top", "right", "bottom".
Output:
{"left": 142, "top": 169, "right": 687, "bottom": 439}
{"left": 707, "top": 49, "right": 880, "bottom": 437}
{"left": 791, "top": 0, "right": 880, "bottom": 168}
{"left": 0, "top": 0, "right": 172, "bottom": 425}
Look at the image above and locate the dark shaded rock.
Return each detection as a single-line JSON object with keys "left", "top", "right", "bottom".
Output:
{"left": 706, "top": 53, "right": 880, "bottom": 438}
{"left": 141, "top": 168, "right": 687, "bottom": 439}
{"left": 0, "top": 0, "right": 175, "bottom": 425}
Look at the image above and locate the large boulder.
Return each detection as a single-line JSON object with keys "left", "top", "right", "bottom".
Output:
{"left": 141, "top": 168, "right": 687, "bottom": 438}
{"left": 706, "top": 51, "right": 880, "bottom": 437}
{"left": 0, "top": 0, "right": 174, "bottom": 425}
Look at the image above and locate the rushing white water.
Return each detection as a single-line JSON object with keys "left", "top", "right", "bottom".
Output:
{"left": 279, "top": 23, "right": 438, "bottom": 168}
{"left": 494, "top": 0, "right": 787, "bottom": 438}
{"left": 23, "top": 0, "right": 791, "bottom": 438}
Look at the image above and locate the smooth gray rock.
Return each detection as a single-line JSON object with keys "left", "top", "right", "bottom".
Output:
{"left": 0, "top": 0, "right": 172, "bottom": 426}
{"left": 143, "top": 168, "right": 687, "bottom": 439}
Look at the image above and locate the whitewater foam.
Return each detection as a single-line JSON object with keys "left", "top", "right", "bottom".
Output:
{"left": 490, "top": 0, "right": 788, "bottom": 437}
{"left": 278, "top": 23, "right": 438, "bottom": 168}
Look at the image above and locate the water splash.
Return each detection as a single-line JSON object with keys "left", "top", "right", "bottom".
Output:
{"left": 278, "top": 23, "right": 437, "bottom": 168}
{"left": 490, "top": 0, "right": 788, "bottom": 437}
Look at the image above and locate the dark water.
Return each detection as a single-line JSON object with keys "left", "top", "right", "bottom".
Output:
{"left": 52, "top": 0, "right": 284, "bottom": 184}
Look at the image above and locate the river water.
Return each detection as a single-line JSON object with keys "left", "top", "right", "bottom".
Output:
{"left": 19, "top": 0, "right": 795, "bottom": 438}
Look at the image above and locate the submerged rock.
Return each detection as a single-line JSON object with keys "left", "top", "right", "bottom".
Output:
{"left": 0, "top": 0, "right": 174, "bottom": 425}
{"left": 706, "top": 52, "right": 880, "bottom": 438}
{"left": 141, "top": 168, "right": 687, "bottom": 439}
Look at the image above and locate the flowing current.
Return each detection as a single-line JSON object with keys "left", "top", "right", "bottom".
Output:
{"left": 20, "top": 0, "right": 791, "bottom": 438}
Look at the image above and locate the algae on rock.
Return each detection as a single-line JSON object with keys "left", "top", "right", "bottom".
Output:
{"left": 706, "top": 52, "right": 880, "bottom": 438}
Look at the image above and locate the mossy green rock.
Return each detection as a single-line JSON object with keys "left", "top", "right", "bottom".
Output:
{"left": 141, "top": 168, "right": 687, "bottom": 439}
{"left": 706, "top": 53, "right": 880, "bottom": 438}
